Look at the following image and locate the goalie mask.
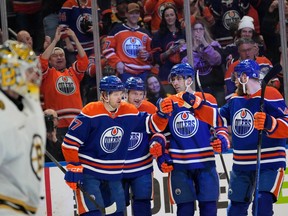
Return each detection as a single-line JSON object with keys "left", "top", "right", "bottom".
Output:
{"left": 0, "top": 40, "right": 42, "bottom": 99}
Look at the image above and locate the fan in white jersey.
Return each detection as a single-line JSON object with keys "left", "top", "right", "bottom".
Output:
{"left": 0, "top": 40, "right": 46, "bottom": 215}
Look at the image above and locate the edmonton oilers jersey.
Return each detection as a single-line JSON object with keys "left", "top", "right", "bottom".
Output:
{"left": 220, "top": 87, "right": 287, "bottom": 171}
{"left": 123, "top": 100, "right": 156, "bottom": 178}
{"left": 58, "top": 0, "right": 94, "bottom": 52}
{"left": 122, "top": 128, "right": 152, "bottom": 178}
{"left": 103, "top": 24, "right": 152, "bottom": 75}
{"left": 167, "top": 94, "right": 218, "bottom": 170}
{"left": 62, "top": 101, "right": 163, "bottom": 180}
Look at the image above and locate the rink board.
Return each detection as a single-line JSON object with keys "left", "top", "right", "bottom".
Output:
{"left": 36, "top": 150, "right": 288, "bottom": 216}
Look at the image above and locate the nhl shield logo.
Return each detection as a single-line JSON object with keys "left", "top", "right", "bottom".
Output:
{"left": 100, "top": 126, "right": 124, "bottom": 153}
{"left": 232, "top": 108, "right": 254, "bottom": 138}
{"left": 173, "top": 111, "right": 198, "bottom": 138}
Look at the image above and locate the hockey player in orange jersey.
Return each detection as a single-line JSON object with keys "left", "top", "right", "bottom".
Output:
{"left": 193, "top": 59, "right": 288, "bottom": 216}
{"left": 226, "top": 60, "right": 287, "bottom": 216}
{"left": 149, "top": 63, "right": 230, "bottom": 216}
{"left": 122, "top": 77, "right": 157, "bottom": 216}
{"left": 62, "top": 75, "right": 174, "bottom": 216}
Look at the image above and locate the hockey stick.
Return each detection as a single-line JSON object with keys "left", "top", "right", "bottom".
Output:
{"left": 210, "top": 127, "right": 230, "bottom": 184}
{"left": 254, "top": 64, "right": 282, "bottom": 216}
{"left": 196, "top": 69, "right": 230, "bottom": 184}
{"left": 45, "top": 150, "right": 117, "bottom": 215}
{"left": 196, "top": 69, "right": 206, "bottom": 102}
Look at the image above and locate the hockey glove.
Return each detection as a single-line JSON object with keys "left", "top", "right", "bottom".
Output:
{"left": 179, "top": 92, "right": 202, "bottom": 109}
{"left": 254, "top": 112, "right": 277, "bottom": 132}
{"left": 64, "top": 162, "right": 84, "bottom": 190}
{"left": 156, "top": 97, "right": 173, "bottom": 118}
{"left": 149, "top": 133, "right": 167, "bottom": 158}
{"left": 210, "top": 134, "right": 229, "bottom": 153}
{"left": 157, "top": 153, "right": 173, "bottom": 173}
{"left": 169, "top": 95, "right": 185, "bottom": 107}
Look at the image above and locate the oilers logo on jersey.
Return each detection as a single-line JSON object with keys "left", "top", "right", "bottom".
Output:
{"left": 123, "top": 37, "right": 143, "bottom": 58}
{"left": 222, "top": 10, "right": 241, "bottom": 30}
{"left": 76, "top": 13, "right": 93, "bottom": 34}
{"left": 173, "top": 111, "right": 199, "bottom": 138}
{"left": 122, "top": 36, "right": 148, "bottom": 58}
{"left": 100, "top": 126, "right": 124, "bottom": 153}
{"left": 232, "top": 108, "right": 254, "bottom": 138}
{"left": 128, "top": 132, "right": 143, "bottom": 151}
{"left": 56, "top": 76, "right": 76, "bottom": 95}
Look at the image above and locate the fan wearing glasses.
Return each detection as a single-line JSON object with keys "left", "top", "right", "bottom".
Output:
{"left": 182, "top": 20, "right": 225, "bottom": 107}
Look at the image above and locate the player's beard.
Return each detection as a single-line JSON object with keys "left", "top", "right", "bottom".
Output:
{"left": 236, "top": 83, "right": 246, "bottom": 96}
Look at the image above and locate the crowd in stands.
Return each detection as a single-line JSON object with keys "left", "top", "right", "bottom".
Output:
{"left": 1, "top": 0, "right": 287, "bottom": 159}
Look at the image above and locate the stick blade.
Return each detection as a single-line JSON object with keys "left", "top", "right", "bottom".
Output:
{"left": 262, "top": 64, "right": 282, "bottom": 85}
{"left": 105, "top": 202, "right": 117, "bottom": 214}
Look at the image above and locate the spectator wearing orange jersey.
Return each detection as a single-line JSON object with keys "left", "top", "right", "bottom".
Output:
{"left": 103, "top": 3, "right": 153, "bottom": 82}
{"left": 39, "top": 26, "right": 88, "bottom": 142}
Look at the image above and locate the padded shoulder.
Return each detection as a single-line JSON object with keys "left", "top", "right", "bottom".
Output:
{"left": 138, "top": 100, "right": 157, "bottom": 114}
{"left": 81, "top": 102, "right": 106, "bottom": 116}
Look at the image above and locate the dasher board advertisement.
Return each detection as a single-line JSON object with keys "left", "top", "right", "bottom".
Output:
{"left": 36, "top": 150, "right": 288, "bottom": 216}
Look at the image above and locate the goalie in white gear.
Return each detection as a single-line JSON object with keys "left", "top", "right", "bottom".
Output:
{"left": 0, "top": 40, "right": 46, "bottom": 215}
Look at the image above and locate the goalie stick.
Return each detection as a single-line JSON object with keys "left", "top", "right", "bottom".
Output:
{"left": 254, "top": 64, "right": 282, "bottom": 216}
{"left": 45, "top": 150, "right": 117, "bottom": 215}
